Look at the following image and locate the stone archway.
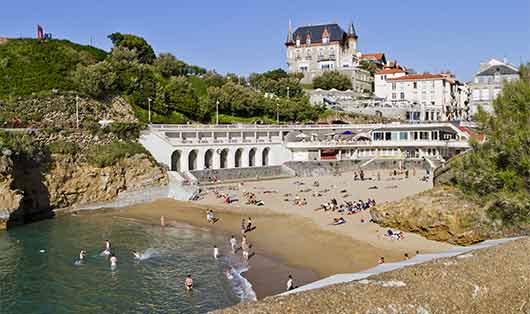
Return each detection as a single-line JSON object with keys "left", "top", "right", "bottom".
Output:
{"left": 220, "top": 149, "right": 229, "bottom": 169}
{"left": 234, "top": 148, "right": 243, "bottom": 168}
{"left": 248, "top": 148, "right": 257, "bottom": 167}
{"left": 171, "top": 150, "right": 181, "bottom": 171}
{"left": 262, "top": 147, "right": 270, "bottom": 166}
{"left": 188, "top": 150, "right": 198, "bottom": 171}
{"left": 204, "top": 149, "right": 214, "bottom": 169}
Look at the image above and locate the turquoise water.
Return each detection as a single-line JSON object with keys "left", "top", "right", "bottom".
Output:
{"left": 0, "top": 213, "right": 253, "bottom": 314}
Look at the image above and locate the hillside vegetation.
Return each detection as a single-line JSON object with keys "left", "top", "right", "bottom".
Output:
{"left": 0, "top": 38, "right": 106, "bottom": 98}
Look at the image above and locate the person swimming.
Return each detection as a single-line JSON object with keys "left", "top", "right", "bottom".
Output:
{"left": 185, "top": 275, "right": 193, "bottom": 291}
{"left": 110, "top": 254, "right": 118, "bottom": 267}
{"left": 131, "top": 250, "right": 141, "bottom": 259}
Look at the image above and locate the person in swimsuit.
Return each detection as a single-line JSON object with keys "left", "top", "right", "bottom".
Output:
{"left": 79, "top": 249, "right": 87, "bottom": 261}
{"left": 213, "top": 245, "right": 219, "bottom": 259}
{"left": 110, "top": 254, "right": 118, "bottom": 267}
{"left": 185, "top": 275, "right": 193, "bottom": 291}
{"left": 286, "top": 275, "right": 295, "bottom": 291}
{"left": 229, "top": 235, "right": 237, "bottom": 253}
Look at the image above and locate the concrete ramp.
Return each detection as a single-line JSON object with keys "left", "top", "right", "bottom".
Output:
{"left": 282, "top": 237, "right": 520, "bottom": 296}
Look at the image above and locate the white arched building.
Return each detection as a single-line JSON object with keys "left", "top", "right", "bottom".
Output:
{"left": 139, "top": 123, "right": 472, "bottom": 174}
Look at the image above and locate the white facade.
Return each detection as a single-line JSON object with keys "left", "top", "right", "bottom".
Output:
{"left": 374, "top": 73, "right": 468, "bottom": 121}
{"left": 140, "top": 123, "right": 472, "bottom": 173}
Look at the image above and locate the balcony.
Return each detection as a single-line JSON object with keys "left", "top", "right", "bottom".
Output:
{"left": 285, "top": 139, "right": 470, "bottom": 149}
{"left": 317, "top": 54, "right": 336, "bottom": 62}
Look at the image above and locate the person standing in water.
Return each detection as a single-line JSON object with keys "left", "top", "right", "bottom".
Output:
{"left": 160, "top": 216, "right": 165, "bottom": 227}
{"left": 110, "top": 254, "right": 118, "bottom": 268}
{"left": 185, "top": 275, "right": 193, "bottom": 291}
{"left": 105, "top": 240, "right": 111, "bottom": 251}
{"left": 286, "top": 275, "right": 295, "bottom": 291}
{"left": 213, "top": 245, "right": 219, "bottom": 259}
{"left": 79, "top": 249, "right": 87, "bottom": 261}
{"left": 229, "top": 235, "right": 237, "bottom": 253}
{"left": 246, "top": 217, "right": 252, "bottom": 232}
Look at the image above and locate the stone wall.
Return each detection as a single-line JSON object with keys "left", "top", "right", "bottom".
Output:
{"left": 284, "top": 160, "right": 362, "bottom": 177}
{"left": 191, "top": 165, "right": 293, "bottom": 183}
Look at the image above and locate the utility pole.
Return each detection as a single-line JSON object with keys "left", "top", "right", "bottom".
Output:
{"left": 75, "top": 95, "right": 79, "bottom": 129}
{"left": 216, "top": 100, "right": 220, "bottom": 125}
{"left": 287, "top": 86, "right": 290, "bottom": 98}
{"left": 147, "top": 98, "right": 152, "bottom": 124}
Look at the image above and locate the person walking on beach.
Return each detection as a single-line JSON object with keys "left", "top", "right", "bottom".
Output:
{"left": 241, "top": 219, "right": 246, "bottom": 234}
{"left": 213, "top": 245, "right": 220, "bottom": 259}
{"left": 230, "top": 235, "right": 237, "bottom": 253}
{"left": 160, "top": 216, "right": 165, "bottom": 227}
{"left": 286, "top": 275, "right": 295, "bottom": 291}
{"left": 185, "top": 275, "right": 193, "bottom": 291}
{"left": 246, "top": 217, "right": 252, "bottom": 232}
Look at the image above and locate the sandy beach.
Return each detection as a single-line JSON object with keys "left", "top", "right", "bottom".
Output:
{"left": 105, "top": 169, "right": 455, "bottom": 299}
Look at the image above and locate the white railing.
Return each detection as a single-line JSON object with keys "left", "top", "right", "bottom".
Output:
{"left": 286, "top": 139, "right": 469, "bottom": 148}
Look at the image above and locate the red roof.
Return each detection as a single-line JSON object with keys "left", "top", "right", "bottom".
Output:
{"left": 361, "top": 53, "right": 385, "bottom": 61}
{"left": 376, "top": 68, "right": 406, "bottom": 75}
{"left": 458, "top": 127, "right": 485, "bottom": 142}
{"left": 387, "top": 73, "right": 445, "bottom": 81}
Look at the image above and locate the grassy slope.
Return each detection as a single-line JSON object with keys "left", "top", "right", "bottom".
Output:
{"left": 0, "top": 38, "right": 107, "bottom": 98}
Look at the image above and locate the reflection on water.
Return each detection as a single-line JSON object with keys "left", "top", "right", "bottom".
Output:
{"left": 0, "top": 213, "right": 246, "bottom": 314}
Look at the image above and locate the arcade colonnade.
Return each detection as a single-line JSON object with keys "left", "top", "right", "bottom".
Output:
{"left": 171, "top": 146, "right": 271, "bottom": 172}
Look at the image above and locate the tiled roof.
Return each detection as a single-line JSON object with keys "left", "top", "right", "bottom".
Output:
{"left": 458, "top": 127, "right": 485, "bottom": 142}
{"left": 361, "top": 53, "right": 385, "bottom": 61}
{"left": 387, "top": 73, "right": 445, "bottom": 81}
{"left": 376, "top": 68, "right": 406, "bottom": 75}
{"left": 477, "top": 64, "right": 519, "bottom": 77}
{"left": 293, "top": 23, "right": 347, "bottom": 44}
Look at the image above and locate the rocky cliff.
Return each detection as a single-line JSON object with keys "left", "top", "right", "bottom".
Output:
{"left": 0, "top": 152, "right": 168, "bottom": 229}
{"left": 369, "top": 186, "right": 520, "bottom": 245}
{"left": 0, "top": 156, "right": 23, "bottom": 229}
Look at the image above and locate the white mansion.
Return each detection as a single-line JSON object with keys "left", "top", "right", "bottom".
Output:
{"left": 374, "top": 69, "right": 470, "bottom": 122}
{"left": 285, "top": 22, "right": 373, "bottom": 94}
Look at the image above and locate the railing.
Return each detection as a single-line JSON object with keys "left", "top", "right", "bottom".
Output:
{"left": 167, "top": 138, "right": 281, "bottom": 145}
{"left": 150, "top": 122, "right": 464, "bottom": 130}
{"left": 285, "top": 139, "right": 470, "bottom": 148}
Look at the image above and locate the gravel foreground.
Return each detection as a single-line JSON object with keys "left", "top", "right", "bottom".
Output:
{"left": 215, "top": 237, "right": 530, "bottom": 314}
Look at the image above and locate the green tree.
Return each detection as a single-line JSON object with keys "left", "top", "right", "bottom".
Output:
{"left": 359, "top": 59, "right": 378, "bottom": 76}
{"left": 312, "top": 71, "right": 352, "bottom": 91}
{"left": 108, "top": 33, "right": 156, "bottom": 64}
{"left": 452, "top": 77, "right": 530, "bottom": 224}
{"left": 154, "top": 53, "right": 188, "bottom": 78}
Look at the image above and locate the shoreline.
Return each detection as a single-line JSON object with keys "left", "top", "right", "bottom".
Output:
{"left": 53, "top": 169, "right": 457, "bottom": 302}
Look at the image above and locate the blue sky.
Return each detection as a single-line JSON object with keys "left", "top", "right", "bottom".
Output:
{"left": 1, "top": 0, "right": 529, "bottom": 80}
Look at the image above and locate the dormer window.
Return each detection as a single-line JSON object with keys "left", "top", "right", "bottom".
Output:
{"left": 295, "top": 34, "right": 301, "bottom": 47}
{"left": 306, "top": 33, "right": 311, "bottom": 45}
{"left": 322, "top": 27, "right": 330, "bottom": 44}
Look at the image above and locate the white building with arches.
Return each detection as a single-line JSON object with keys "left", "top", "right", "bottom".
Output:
{"left": 139, "top": 122, "right": 473, "bottom": 179}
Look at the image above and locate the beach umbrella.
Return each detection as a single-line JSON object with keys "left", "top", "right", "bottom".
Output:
{"left": 341, "top": 130, "right": 353, "bottom": 135}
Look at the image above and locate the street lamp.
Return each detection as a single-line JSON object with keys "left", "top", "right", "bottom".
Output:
{"left": 276, "top": 103, "right": 280, "bottom": 124}
{"left": 216, "top": 100, "right": 219, "bottom": 125}
{"left": 75, "top": 95, "right": 79, "bottom": 129}
{"left": 287, "top": 86, "right": 290, "bottom": 98}
{"left": 147, "top": 98, "right": 152, "bottom": 124}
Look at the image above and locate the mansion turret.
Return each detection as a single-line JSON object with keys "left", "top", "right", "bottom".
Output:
{"left": 285, "top": 22, "right": 372, "bottom": 94}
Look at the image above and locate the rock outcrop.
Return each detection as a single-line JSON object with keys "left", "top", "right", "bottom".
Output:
{"left": 0, "top": 153, "right": 168, "bottom": 230}
{"left": 370, "top": 186, "right": 502, "bottom": 245}
{"left": 0, "top": 155, "right": 23, "bottom": 229}
{"left": 45, "top": 153, "right": 167, "bottom": 209}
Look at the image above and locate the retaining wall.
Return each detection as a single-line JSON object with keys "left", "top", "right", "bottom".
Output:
{"left": 190, "top": 165, "right": 292, "bottom": 183}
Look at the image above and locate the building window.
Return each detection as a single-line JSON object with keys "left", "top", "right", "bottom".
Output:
{"left": 493, "top": 88, "right": 501, "bottom": 99}
{"left": 392, "top": 93, "right": 397, "bottom": 99}
{"left": 413, "top": 82, "right": 417, "bottom": 89}
{"left": 299, "top": 66, "right": 308, "bottom": 72}
{"left": 385, "top": 132, "right": 392, "bottom": 140}
{"left": 481, "top": 88, "right": 490, "bottom": 100}
{"left": 400, "top": 92, "right": 405, "bottom": 100}
{"left": 373, "top": 132, "right": 384, "bottom": 141}
{"left": 399, "top": 132, "right": 408, "bottom": 140}
{"left": 296, "top": 39, "right": 300, "bottom": 47}
{"left": 392, "top": 82, "right": 396, "bottom": 90}
{"left": 472, "top": 89, "right": 480, "bottom": 101}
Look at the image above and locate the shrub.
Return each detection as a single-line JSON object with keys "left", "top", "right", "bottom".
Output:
{"left": 86, "top": 141, "right": 147, "bottom": 168}
{"left": 48, "top": 141, "right": 79, "bottom": 155}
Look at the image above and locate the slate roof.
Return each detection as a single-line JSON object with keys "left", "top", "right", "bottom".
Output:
{"left": 293, "top": 24, "right": 347, "bottom": 44}
{"left": 477, "top": 64, "right": 519, "bottom": 77}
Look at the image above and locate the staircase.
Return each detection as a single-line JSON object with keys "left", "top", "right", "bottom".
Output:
{"left": 167, "top": 171, "right": 199, "bottom": 201}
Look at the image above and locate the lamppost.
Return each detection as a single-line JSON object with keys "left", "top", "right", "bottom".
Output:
{"left": 276, "top": 103, "right": 280, "bottom": 124}
{"left": 287, "top": 86, "right": 290, "bottom": 98}
{"left": 75, "top": 95, "right": 79, "bottom": 129}
{"left": 147, "top": 97, "right": 152, "bottom": 124}
{"left": 216, "top": 100, "right": 219, "bottom": 125}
